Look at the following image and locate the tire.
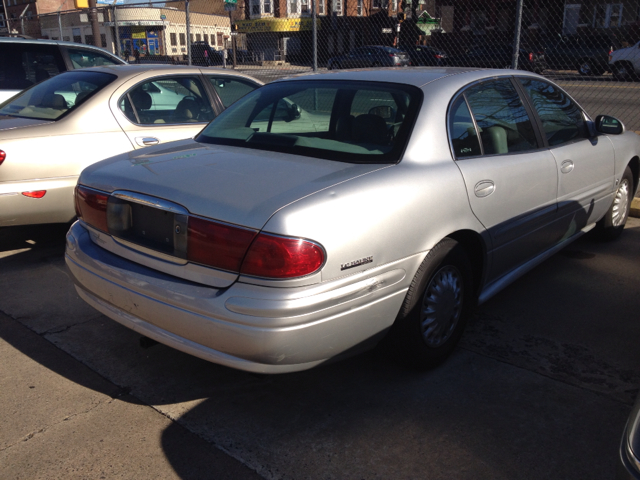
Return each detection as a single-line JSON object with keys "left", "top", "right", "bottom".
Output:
{"left": 330, "top": 62, "right": 340, "bottom": 70}
{"left": 613, "top": 62, "right": 637, "bottom": 81}
{"left": 578, "top": 60, "right": 604, "bottom": 76}
{"left": 389, "top": 238, "right": 474, "bottom": 369}
{"left": 597, "top": 166, "right": 634, "bottom": 240}
{"left": 372, "top": 62, "right": 381, "bottom": 68}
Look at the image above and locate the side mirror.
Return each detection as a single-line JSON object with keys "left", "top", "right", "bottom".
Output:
{"left": 595, "top": 114, "right": 624, "bottom": 135}
{"left": 288, "top": 103, "right": 301, "bottom": 121}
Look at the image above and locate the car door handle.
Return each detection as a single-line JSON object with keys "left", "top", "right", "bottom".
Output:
{"left": 136, "top": 137, "right": 159, "bottom": 147}
{"left": 474, "top": 180, "right": 495, "bottom": 198}
{"left": 560, "top": 160, "right": 574, "bottom": 173}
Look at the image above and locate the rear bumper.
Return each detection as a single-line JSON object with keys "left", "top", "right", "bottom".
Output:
{"left": 65, "top": 221, "right": 415, "bottom": 373}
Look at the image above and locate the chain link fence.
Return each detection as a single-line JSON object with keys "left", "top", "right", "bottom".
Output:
{"left": 9, "top": 0, "right": 640, "bottom": 130}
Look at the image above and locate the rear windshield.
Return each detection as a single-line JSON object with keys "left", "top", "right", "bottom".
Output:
{"left": 196, "top": 80, "right": 422, "bottom": 164}
{"left": 0, "top": 70, "right": 116, "bottom": 120}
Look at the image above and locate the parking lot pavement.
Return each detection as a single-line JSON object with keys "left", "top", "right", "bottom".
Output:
{"left": 1, "top": 219, "right": 639, "bottom": 479}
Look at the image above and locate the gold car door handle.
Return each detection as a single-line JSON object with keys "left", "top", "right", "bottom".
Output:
{"left": 136, "top": 137, "right": 160, "bottom": 147}
{"left": 560, "top": 160, "right": 574, "bottom": 173}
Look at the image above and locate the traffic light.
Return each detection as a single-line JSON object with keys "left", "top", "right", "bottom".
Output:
{"left": 74, "top": 0, "right": 89, "bottom": 8}
{"left": 397, "top": 12, "right": 405, "bottom": 22}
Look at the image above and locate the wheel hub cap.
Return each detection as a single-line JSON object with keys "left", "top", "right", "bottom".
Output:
{"left": 612, "top": 179, "right": 630, "bottom": 227}
{"left": 420, "top": 266, "right": 463, "bottom": 348}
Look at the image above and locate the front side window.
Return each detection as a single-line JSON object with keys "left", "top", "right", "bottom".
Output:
{"left": 0, "top": 71, "right": 116, "bottom": 120}
{"left": 464, "top": 79, "right": 538, "bottom": 155}
{"left": 119, "top": 76, "right": 215, "bottom": 125}
{"left": 196, "top": 80, "right": 422, "bottom": 164}
{"left": 518, "top": 78, "right": 588, "bottom": 146}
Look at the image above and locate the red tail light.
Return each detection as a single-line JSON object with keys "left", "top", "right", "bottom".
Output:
{"left": 76, "top": 185, "right": 109, "bottom": 232}
{"left": 187, "top": 216, "right": 257, "bottom": 272}
{"left": 22, "top": 190, "right": 46, "bottom": 198}
{"left": 435, "top": 54, "right": 443, "bottom": 59}
{"left": 0, "top": 150, "right": 5, "bottom": 165}
{"left": 240, "top": 233, "right": 325, "bottom": 279}
{"left": 529, "top": 52, "right": 534, "bottom": 61}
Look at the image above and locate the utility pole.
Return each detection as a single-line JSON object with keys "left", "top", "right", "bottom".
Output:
{"left": 2, "top": 0, "right": 12, "bottom": 35}
{"left": 88, "top": 0, "right": 102, "bottom": 47}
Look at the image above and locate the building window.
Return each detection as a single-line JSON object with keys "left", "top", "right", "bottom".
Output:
{"left": 203, "top": 34, "right": 208, "bottom": 44}
{"left": 593, "top": 3, "right": 623, "bottom": 28}
{"left": 170, "top": 32, "right": 177, "bottom": 46}
{"left": 264, "top": 0, "right": 271, "bottom": 13}
{"left": 196, "top": 33, "right": 201, "bottom": 41}
{"left": 392, "top": 0, "right": 397, "bottom": 11}
{"left": 301, "top": 0, "right": 309, "bottom": 14}
{"left": 290, "top": 0, "right": 298, "bottom": 15}
{"left": 357, "top": 0, "right": 363, "bottom": 15}
{"left": 0, "top": 13, "right": 5, "bottom": 28}
{"left": 179, "top": 33, "right": 186, "bottom": 45}
{"left": 251, "top": 0, "right": 260, "bottom": 14}
{"left": 318, "top": 0, "right": 325, "bottom": 14}
{"left": 333, "top": 0, "right": 342, "bottom": 15}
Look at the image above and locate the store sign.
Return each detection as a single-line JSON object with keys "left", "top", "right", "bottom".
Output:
{"left": 236, "top": 18, "right": 321, "bottom": 33}
{"left": 104, "top": 20, "right": 169, "bottom": 27}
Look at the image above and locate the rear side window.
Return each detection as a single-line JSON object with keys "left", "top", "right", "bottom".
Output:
{"left": 518, "top": 78, "right": 589, "bottom": 147}
{"left": 449, "top": 96, "right": 481, "bottom": 158}
{"left": 0, "top": 43, "right": 65, "bottom": 90}
{"left": 464, "top": 79, "right": 538, "bottom": 155}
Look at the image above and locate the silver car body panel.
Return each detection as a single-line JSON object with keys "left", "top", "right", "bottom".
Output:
{"left": 65, "top": 68, "right": 640, "bottom": 372}
{"left": 66, "top": 221, "right": 418, "bottom": 373}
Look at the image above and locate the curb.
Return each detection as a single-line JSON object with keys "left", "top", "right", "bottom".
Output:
{"left": 632, "top": 197, "right": 640, "bottom": 218}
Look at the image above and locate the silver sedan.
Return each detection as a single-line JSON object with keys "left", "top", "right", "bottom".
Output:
{"left": 0, "top": 65, "right": 262, "bottom": 226}
{"left": 65, "top": 68, "right": 640, "bottom": 373}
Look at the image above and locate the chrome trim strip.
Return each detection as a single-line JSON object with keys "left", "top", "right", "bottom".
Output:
{"left": 112, "top": 191, "right": 189, "bottom": 214}
{"left": 112, "top": 236, "right": 188, "bottom": 265}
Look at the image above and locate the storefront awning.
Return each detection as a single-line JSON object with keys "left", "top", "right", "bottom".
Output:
{"left": 236, "top": 17, "right": 321, "bottom": 34}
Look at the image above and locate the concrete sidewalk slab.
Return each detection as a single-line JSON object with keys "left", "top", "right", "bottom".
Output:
{"left": 0, "top": 313, "right": 262, "bottom": 480}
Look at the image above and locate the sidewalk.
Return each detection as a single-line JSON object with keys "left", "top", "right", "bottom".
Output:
{"left": 0, "top": 313, "right": 261, "bottom": 479}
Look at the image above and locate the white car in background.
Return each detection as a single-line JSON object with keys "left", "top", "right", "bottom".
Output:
{"left": 609, "top": 40, "right": 640, "bottom": 81}
{"left": 0, "top": 64, "right": 261, "bottom": 226}
{"left": 0, "top": 37, "right": 126, "bottom": 103}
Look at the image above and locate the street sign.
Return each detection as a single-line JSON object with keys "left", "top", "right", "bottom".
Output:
{"left": 224, "top": 3, "right": 237, "bottom": 10}
{"left": 224, "top": 0, "right": 237, "bottom": 3}
{"left": 160, "top": 14, "right": 166, "bottom": 20}
{"left": 382, "top": 28, "right": 392, "bottom": 33}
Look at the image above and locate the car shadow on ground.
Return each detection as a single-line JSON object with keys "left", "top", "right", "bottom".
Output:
{"left": 0, "top": 220, "right": 637, "bottom": 479}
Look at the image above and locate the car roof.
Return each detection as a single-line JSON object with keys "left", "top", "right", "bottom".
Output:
{"left": 68, "top": 64, "right": 264, "bottom": 83}
{"left": 275, "top": 67, "right": 524, "bottom": 89}
{"left": 0, "top": 37, "right": 125, "bottom": 61}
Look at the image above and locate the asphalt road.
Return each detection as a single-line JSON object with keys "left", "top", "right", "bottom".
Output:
{"left": 1, "top": 218, "right": 639, "bottom": 479}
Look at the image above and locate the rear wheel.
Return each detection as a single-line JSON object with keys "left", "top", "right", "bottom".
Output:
{"left": 613, "top": 62, "right": 637, "bottom": 81}
{"left": 389, "top": 238, "right": 474, "bottom": 369}
{"left": 330, "top": 62, "right": 341, "bottom": 70}
{"left": 597, "top": 166, "right": 633, "bottom": 240}
{"left": 578, "top": 60, "right": 601, "bottom": 76}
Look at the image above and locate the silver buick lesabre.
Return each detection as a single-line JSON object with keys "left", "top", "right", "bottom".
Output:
{"left": 65, "top": 68, "right": 640, "bottom": 373}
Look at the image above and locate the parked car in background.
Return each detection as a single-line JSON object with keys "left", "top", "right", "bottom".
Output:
{"left": 327, "top": 46, "right": 411, "bottom": 69}
{"left": 0, "top": 37, "right": 125, "bottom": 103}
{"left": 0, "top": 64, "right": 261, "bottom": 227}
{"left": 542, "top": 33, "right": 620, "bottom": 76}
{"left": 618, "top": 393, "right": 640, "bottom": 479}
{"left": 447, "top": 44, "right": 546, "bottom": 73}
{"left": 609, "top": 40, "right": 640, "bottom": 81}
{"left": 398, "top": 44, "right": 448, "bottom": 66}
{"left": 65, "top": 67, "right": 638, "bottom": 375}
{"left": 190, "top": 41, "right": 224, "bottom": 66}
